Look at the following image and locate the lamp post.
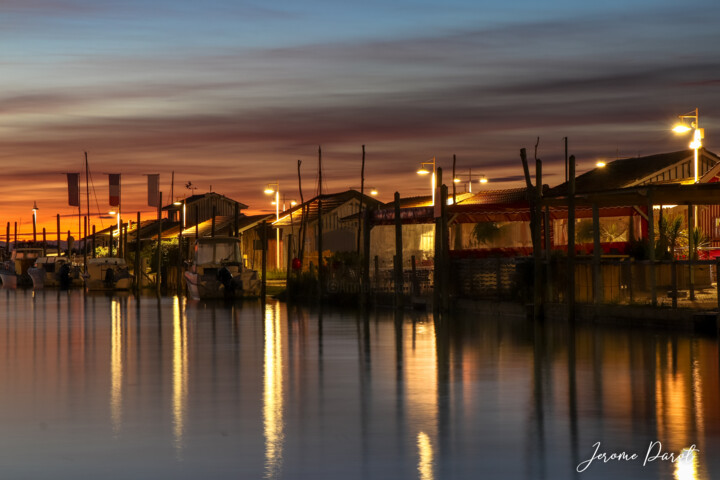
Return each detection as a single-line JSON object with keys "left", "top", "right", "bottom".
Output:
{"left": 417, "top": 157, "right": 436, "bottom": 205}
{"left": 32, "top": 201, "right": 38, "bottom": 242}
{"left": 673, "top": 108, "right": 704, "bottom": 183}
{"left": 264, "top": 182, "right": 281, "bottom": 270}
{"left": 453, "top": 168, "right": 488, "bottom": 194}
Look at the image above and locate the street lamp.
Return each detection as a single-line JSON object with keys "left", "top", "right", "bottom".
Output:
{"left": 673, "top": 108, "right": 704, "bottom": 183}
{"left": 417, "top": 157, "right": 436, "bottom": 205}
{"left": 454, "top": 169, "right": 488, "bottom": 193}
{"left": 32, "top": 201, "right": 38, "bottom": 242}
{"left": 264, "top": 182, "right": 281, "bottom": 270}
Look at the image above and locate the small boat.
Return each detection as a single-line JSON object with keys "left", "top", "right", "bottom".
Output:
{"left": 0, "top": 247, "right": 44, "bottom": 288}
{"left": 84, "top": 257, "right": 134, "bottom": 291}
{"left": 28, "top": 256, "right": 84, "bottom": 289}
{"left": 184, "top": 236, "right": 261, "bottom": 300}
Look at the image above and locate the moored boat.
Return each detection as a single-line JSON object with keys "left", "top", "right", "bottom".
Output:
{"left": 84, "top": 257, "right": 134, "bottom": 291}
{"left": 184, "top": 236, "right": 261, "bottom": 300}
{"left": 0, "top": 247, "right": 43, "bottom": 288}
{"left": 28, "top": 256, "right": 84, "bottom": 289}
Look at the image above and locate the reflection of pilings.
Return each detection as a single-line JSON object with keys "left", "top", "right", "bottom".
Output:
{"left": 357, "top": 311, "right": 372, "bottom": 479}
{"left": 527, "top": 318, "right": 546, "bottom": 479}
{"left": 435, "top": 314, "right": 450, "bottom": 479}
{"left": 567, "top": 322, "right": 579, "bottom": 480}
{"left": 394, "top": 309, "right": 405, "bottom": 462}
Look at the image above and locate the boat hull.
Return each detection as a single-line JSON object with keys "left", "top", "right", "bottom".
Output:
{"left": 184, "top": 270, "right": 261, "bottom": 300}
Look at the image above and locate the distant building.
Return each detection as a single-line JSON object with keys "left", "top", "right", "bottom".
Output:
{"left": 163, "top": 192, "right": 248, "bottom": 230}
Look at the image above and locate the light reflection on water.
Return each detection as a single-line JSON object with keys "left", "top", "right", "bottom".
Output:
{"left": 0, "top": 289, "right": 719, "bottom": 479}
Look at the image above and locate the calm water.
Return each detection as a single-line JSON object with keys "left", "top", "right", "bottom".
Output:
{"left": 0, "top": 289, "right": 718, "bottom": 479}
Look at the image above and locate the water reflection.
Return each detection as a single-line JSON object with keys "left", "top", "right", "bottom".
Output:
{"left": 417, "top": 431, "right": 434, "bottom": 480}
{"left": 263, "top": 301, "right": 284, "bottom": 479}
{"left": 0, "top": 291, "right": 719, "bottom": 479}
{"left": 172, "top": 296, "right": 188, "bottom": 457}
{"left": 110, "top": 297, "right": 123, "bottom": 434}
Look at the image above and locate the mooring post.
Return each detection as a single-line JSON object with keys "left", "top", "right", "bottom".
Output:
{"left": 136, "top": 211, "right": 141, "bottom": 293}
{"left": 592, "top": 202, "right": 602, "bottom": 304}
{"left": 440, "top": 184, "right": 450, "bottom": 311}
{"left": 567, "top": 155, "right": 576, "bottom": 321}
{"left": 688, "top": 203, "right": 695, "bottom": 300}
{"left": 648, "top": 192, "right": 656, "bottom": 307}
{"left": 361, "top": 207, "right": 372, "bottom": 305}
{"left": 261, "top": 221, "right": 267, "bottom": 302}
{"left": 394, "top": 191, "right": 403, "bottom": 309}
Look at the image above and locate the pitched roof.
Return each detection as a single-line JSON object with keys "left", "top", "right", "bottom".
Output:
{"left": 162, "top": 192, "right": 249, "bottom": 212}
{"left": 547, "top": 148, "right": 720, "bottom": 197}
{"left": 456, "top": 188, "right": 530, "bottom": 206}
{"left": 273, "top": 190, "right": 383, "bottom": 226}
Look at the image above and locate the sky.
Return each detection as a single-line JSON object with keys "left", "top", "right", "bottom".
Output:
{"left": 2, "top": 0, "right": 719, "bottom": 235}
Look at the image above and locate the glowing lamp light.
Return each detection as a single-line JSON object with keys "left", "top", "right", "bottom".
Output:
{"left": 417, "top": 167, "right": 431, "bottom": 175}
{"left": 479, "top": 176, "right": 488, "bottom": 184}
{"left": 290, "top": 200, "right": 297, "bottom": 207}
{"left": 173, "top": 200, "right": 182, "bottom": 206}
{"left": 452, "top": 177, "right": 461, "bottom": 183}
{"left": 370, "top": 188, "right": 378, "bottom": 196}
{"left": 108, "top": 210, "right": 117, "bottom": 215}
{"left": 596, "top": 161, "right": 606, "bottom": 168}
{"left": 264, "top": 187, "right": 276, "bottom": 194}
{"left": 673, "top": 124, "right": 692, "bottom": 134}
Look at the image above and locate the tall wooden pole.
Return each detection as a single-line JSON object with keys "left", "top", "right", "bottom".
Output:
{"left": 14, "top": 222, "right": 17, "bottom": 249}
{"left": 297, "top": 159, "right": 306, "bottom": 272}
{"left": 5, "top": 222, "right": 9, "bottom": 254}
{"left": 136, "top": 211, "right": 141, "bottom": 293}
{"left": 318, "top": 197, "right": 323, "bottom": 302}
{"left": 567, "top": 155, "right": 576, "bottom": 321}
{"left": 42, "top": 228, "right": 46, "bottom": 256}
{"left": 156, "top": 192, "right": 163, "bottom": 294}
{"left": 592, "top": 203, "right": 602, "bottom": 304}
{"left": 56, "top": 215, "right": 61, "bottom": 256}
{"left": 357, "top": 145, "right": 365, "bottom": 254}
{"left": 92, "top": 225, "right": 96, "bottom": 258}
{"left": 261, "top": 220, "right": 267, "bottom": 301}
{"left": 440, "top": 184, "right": 450, "bottom": 311}
{"left": 394, "top": 191, "right": 403, "bottom": 309}
{"left": 647, "top": 191, "right": 656, "bottom": 306}
{"left": 85, "top": 152, "right": 90, "bottom": 267}
{"left": 688, "top": 203, "right": 695, "bottom": 300}
{"left": 533, "top": 159, "right": 543, "bottom": 319}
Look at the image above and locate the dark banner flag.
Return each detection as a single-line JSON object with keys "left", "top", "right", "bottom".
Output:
{"left": 148, "top": 174, "right": 160, "bottom": 207}
{"left": 67, "top": 173, "right": 80, "bottom": 206}
{"left": 109, "top": 174, "right": 121, "bottom": 206}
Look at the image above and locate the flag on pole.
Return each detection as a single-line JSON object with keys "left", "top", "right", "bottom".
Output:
{"left": 67, "top": 173, "right": 80, "bottom": 206}
{"left": 109, "top": 174, "right": 121, "bottom": 206}
{"left": 148, "top": 174, "right": 160, "bottom": 207}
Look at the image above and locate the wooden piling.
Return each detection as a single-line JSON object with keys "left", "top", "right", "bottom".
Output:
{"left": 394, "top": 191, "right": 403, "bottom": 308}
{"left": 567, "top": 155, "right": 576, "bottom": 321}
{"left": 136, "top": 211, "right": 141, "bottom": 293}
{"left": 688, "top": 203, "right": 695, "bottom": 300}
{"left": 318, "top": 197, "right": 324, "bottom": 302}
{"left": 42, "top": 228, "right": 46, "bottom": 256}
{"left": 156, "top": 192, "right": 162, "bottom": 295}
{"left": 533, "top": 158, "right": 543, "bottom": 318}
{"left": 440, "top": 184, "right": 450, "bottom": 311}
{"left": 361, "top": 207, "right": 372, "bottom": 305}
{"left": 647, "top": 191, "right": 656, "bottom": 306}
{"left": 56, "top": 215, "right": 61, "bottom": 256}
{"left": 91, "top": 225, "right": 96, "bottom": 258}
{"left": 592, "top": 203, "right": 602, "bottom": 304}
{"left": 261, "top": 220, "right": 267, "bottom": 301}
